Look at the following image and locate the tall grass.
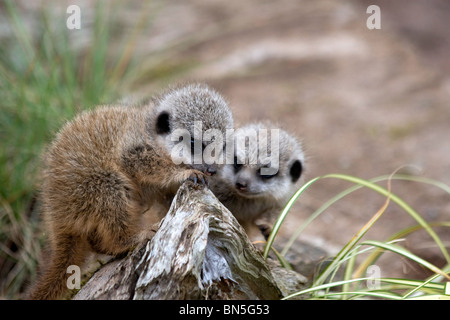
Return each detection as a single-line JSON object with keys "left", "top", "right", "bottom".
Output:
{"left": 0, "top": 1, "right": 153, "bottom": 298}
{"left": 264, "top": 172, "right": 450, "bottom": 300}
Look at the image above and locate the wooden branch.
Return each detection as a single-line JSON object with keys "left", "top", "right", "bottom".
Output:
{"left": 74, "top": 181, "right": 304, "bottom": 300}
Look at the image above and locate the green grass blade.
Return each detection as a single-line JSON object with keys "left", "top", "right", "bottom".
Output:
{"left": 354, "top": 221, "right": 450, "bottom": 279}
{"left": 401, "top": 273, "right": 442, "bottom": 299}
{"left": 405, "top": 295, "right": 450, "bottom": 300}
{"left": 272, "top": 172, "right": 450, "bottom": 300}
{"left": 379, "top": 277, "right": 444, "bottom": 290}
{"left": 282, "top": 174, "right": 450, "bottom": 256}
{"left": 326, "top": 174, "right": 450, "bottom": 264}
{"left": 286, "top": 174, "right": 450, "bottom": 264}
{"left": 281, "top": 182, "right": 360, "bottom": 256}
{"left": 316, "top": 291, "right": 403, "bottom": 300}
{"left": 342, "top": 249, "right": 357, "bottom": 300}
{"left": 388, "top": 174, "right": 450, "bottom": 194}
{"left": 4, "top": 0, "right": 35, "bottom": 63}
{"left": 263, "top": 176, "right": 321, "bottom": 259}
{"left": 312, "top": 174, "right": 392, "bottom": 286}
{"left": 360, "top": 240, "right": 450, "bottom": 280}
{"left": 286, "top": 276, "right": 446, "bottom": 300}
{"left": 282, "top": 277, "right": 372, "bottom": 300}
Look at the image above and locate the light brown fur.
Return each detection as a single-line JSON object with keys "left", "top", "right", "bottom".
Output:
{"left": 29, "top": 84, "right": 233, "bottom": 299}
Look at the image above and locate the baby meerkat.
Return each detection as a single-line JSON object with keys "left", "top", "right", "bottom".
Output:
{"left": 210, "top": 123, "right": 305, "bottom": 241}
{"left": 29, "top": 83, "right": 234, "bottom": 300}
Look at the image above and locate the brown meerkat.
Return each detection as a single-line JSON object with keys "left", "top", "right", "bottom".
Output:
{"left": 210, "top": 122, "right": 305, "bottom": 241}
{"left": 28, "top": 83, "right": 234, "bottom": 300}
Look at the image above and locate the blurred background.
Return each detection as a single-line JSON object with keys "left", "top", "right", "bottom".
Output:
{"left": 0, "top": 0, "right": 449, "bottom": 298}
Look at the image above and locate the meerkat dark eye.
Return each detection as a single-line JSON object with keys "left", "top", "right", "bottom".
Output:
{"left": 290, "top": 160, "right": 303, "bottom": 183}
{"left": 258, "top": 168, "right": 277, "bottom": 180}
{"left": 233, "top": 156, "right": 243, "bottom": 172}
{"left": 156, "top": 112, "right": 170, "bottom": 134}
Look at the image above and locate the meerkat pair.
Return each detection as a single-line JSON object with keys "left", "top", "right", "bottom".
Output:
{"left": 29, "top": 83, "right": 305, "bottom": 299}
{"left": 29, "top": 83, "right": 234, "bottom": 300}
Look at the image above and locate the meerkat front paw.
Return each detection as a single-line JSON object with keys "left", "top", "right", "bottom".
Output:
{"left": 187, "top": 170, "right": 209, "bottom": 188}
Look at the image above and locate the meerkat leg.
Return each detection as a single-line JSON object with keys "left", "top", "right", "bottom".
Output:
{"left": 29, "top": 210, "right": 155, "bottom": 300}
{"left": 30, "top": 173, "right": 154, "bottom": 299}
{"left": 85, "top": 204, "right": 157, "bottom": 256}
{"left": 82, "top": 174, "right": 159, "bottom": 255}
{"left": 28, "top": 234, "right": 89, "bottom": 300}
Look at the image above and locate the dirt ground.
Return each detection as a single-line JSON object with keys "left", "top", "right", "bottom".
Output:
{"left": 125, "top": 0, "right": 449, "bottom": 279}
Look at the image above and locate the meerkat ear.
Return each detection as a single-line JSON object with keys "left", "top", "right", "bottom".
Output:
{"left": 289, "top": 160, "right": 303, "bottom": 183}
{"left": 156, "top": 111, "right": 171, "bottom": 134}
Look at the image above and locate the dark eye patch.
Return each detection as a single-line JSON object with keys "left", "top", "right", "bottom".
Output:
{"left": 258, "top": 167, "right": 278, "bottom": 180}
{"left": 290, "top": 160, "right": 303, "bottom": 183}
{"left": 156, "top": 111, "right": 170, "bottom": 134}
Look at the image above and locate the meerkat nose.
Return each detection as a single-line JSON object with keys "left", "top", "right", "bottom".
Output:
{"left": 236, "top": 181, "right": 247, "bottom": 191}
{"left": 205, "top": 166, "right": 217, "bottom": 176}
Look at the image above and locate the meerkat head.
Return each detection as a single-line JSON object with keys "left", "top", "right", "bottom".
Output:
{"left": 151, "top": 83, "right": 234, "bottom": 175}
{"left": 220, "top": 123, "right": 304, "bottom": 201}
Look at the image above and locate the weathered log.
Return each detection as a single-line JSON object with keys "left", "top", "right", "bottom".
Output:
{"left": 74, "top": 181, "right": 304, "bottom": 300}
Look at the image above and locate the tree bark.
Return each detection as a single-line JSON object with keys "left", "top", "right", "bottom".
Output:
{"left": 73, "top": 181, "right": 305, "bottom": 300}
